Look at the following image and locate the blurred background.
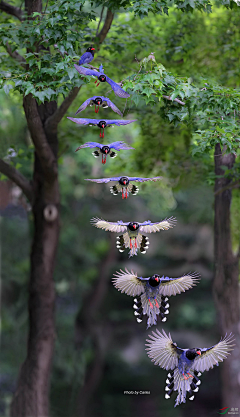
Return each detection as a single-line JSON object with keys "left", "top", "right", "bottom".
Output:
{"left": 1, "top": 4, "right": 240, "bottom": 417}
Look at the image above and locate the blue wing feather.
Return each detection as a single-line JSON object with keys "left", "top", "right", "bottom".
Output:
{"left": 67, "top": 117, "right": 99, "bottom": 125}
{"left": 79, "top": 52, "right": 94, "bottom": 65}
{"left": 85, "top": 177, "right": 122, "bottom": 183}
{"left": 75, "top": 142, "right": 103, "bottom": 151}
{"left": 105, "top": 75, "right": 130, "bottom": 98}
{"left": 104, "top": 119, "right": 137, "bottom": 126}
{"left": 74, "top": 64, "right": 99, "bottom": 77}
{"left": 108, "top": 141, "right": 135, "bottom": 151}
{"left": 75, "top": 98, "right": 93, "bottom": 115}
{"left": 104, "top": 98, "right": 123, "bottom": 116}
{"left": 127, "top": 176, "right": 162, "bottom": 183}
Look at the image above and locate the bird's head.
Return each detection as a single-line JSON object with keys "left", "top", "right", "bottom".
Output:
{"left": 128, "top": 222, "right": 139, "bottom": 231}
{"left": 94, "top": 97, "right": 103, "bottom": 106}
{"left": 186, "top": 349, "right": 202, "bottom": 360}
{"left": 86, "top": 46, "right": 95, "bottom": 53}
{"left": 98, "top": 74, "right": 106, "bottom": 82}
{"left": 98, "top": 121, "right": 107, "bottom": 129}
{"left": 101, "top": 146, "right": 110, "bottom": 155}
{"left": 149, "top": 274, "right": 161, "bottom": 287}
{"left": 119, "top": 177, "right": 129, "bottom": 186}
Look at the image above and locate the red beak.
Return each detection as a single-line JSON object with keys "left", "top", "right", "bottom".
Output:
{"left": 123, "top": 181, "right": 126, "bottom": 184}
{"left": 105, "top": 150, "right": 107, "bottom": 153}
{"left": 92, "top": 48, "right": 95, "bottom": 50}
{"left": 98, "top": 101, "right": 100, "bottom": 104}
{"left": 196, "top": 350, "right": 201, "bottom": 355}
{"left": 155, "top": 278, "right": 159, "bottom": 282}
{"left": 133, "top": 225, "right": 136, "bottom": 229}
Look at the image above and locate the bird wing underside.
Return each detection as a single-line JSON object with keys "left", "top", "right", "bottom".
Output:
{"left": 192, "top": 333, "right": 235, "bottom": 373}
{"left": 91, "top": 218, "right": 128, "bottom": 233}
{"left": 145, "top": 329, "right": 179, "bottom": 370}
{"left": 158, "top": 273, "right": 200, "bottom": 297}
{"left": 139, "top": 217, "right": 177, "bottom": 233}
{"left": 112, "top": 268, "right": 145, "bottom": 296}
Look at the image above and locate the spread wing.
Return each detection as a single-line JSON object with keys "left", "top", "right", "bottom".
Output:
{"left": 85, "top": 177, "right": 121, "bottom": 184}
{"left": 105, "top": 75, "right": 130, "bottom": 98}
{"left": 74, "top": 64, "right": 99, "bottom": 77}
{"left": 67, "top": 117, "right": 99, "bottom": 125}
{"left": 75, "top": 97, "right": 94, "bottom": 114}
{"left": 75, "top": 142, "right": 103, "bottom": 152}
{"left": 146, "top": 329, "right": 183, "bottom": 370}
{"left": 127, "top": 176, "right": 163, "bottom": 183}
{"left": 139, "top": 217, "right": 177, "bottom": 233}
{"left": 104, "top": 119, "right": 137, "bottom": 126}
{"left": 91, "top": 217, "right": 128, "bottom": 233}
{"left": 158, "top": 273, "right": 200, "bottom": 297}
{"left": 104, "top": 98, "right": 123, "bottom": 116}
{"left": 108, "top": 141, "right": 135, "bottom": 151}
{"left": 112, "top": 268, "right": 146, "bottom": 296}
{"left": 193, "top": 334, "right": 235, "bottom": 373}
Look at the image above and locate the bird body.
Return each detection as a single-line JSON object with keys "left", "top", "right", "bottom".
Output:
{"left": 113, "top": 269, "right": 200, "bottom": 328}
{"left": 67, "top": 117, "right": 136, "bottom": 138}
{"left": 75, "top": 96, "right": 123, "bottom": 116}
{"left": 79, "top": 47, "right": 95, "bottom": 65}
{"left": 91, "top": 217, "right": 177, "bottom": 256}
{"left": 75, "top": 141, "right": 134, "bottom": 164}
{"left": 85, "top": 176, "right": 162, "bottom": 199}
{"left": 146, "top": 329, "right": 235, "bottom": 406}
{"left": 74, "top": 64, "right": 130, "bottom": 98}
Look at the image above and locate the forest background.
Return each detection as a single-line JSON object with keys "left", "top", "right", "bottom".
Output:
{"left": 0, "top": 0, "right": 240, "bottom": 416}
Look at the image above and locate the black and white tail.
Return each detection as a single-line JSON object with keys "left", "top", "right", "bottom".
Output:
{"left": 133, "top": 296, "right": 143, "bottom": 323}
{"left": 130, "top": 184, "right": 139, "bottom": 196}
{"left": 110, "top": 185, "right": 118, "bottom": 196}
{"left": 133, "top": 294, "right": 170, "bottom": 328}
{"left": 92, "top": 150, "right": 100, "bottom": 158}
{"left": 164, "top": 368, "right": 201, "bottom": 407}
{"left": 140, "top": 235, "right": 149, "bottom": 254}
{"left": 116, "top": 235, "right": 125, "bottom": 252}
{"left": 110, "top": 151, "right": 117, "bottom": 158}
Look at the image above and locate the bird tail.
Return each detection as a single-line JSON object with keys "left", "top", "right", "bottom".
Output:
{"left": 126, "top": 233, "right": 142, "bottom": 257}
{"left": 128, "top": 184, "right": 139, "bottom": 196}
{"left": 140, "top": 293, "right": 170, "bottom": 328}
{"left": 116, "top": 235, "right": 126, "bottom": 253}
{"left": 110, "top": 185, "right": 119, "bottom": 196}
{"left": 109, "top": 151, "right": 117, "bottom": 159}
{"left": 92, "top": 150, "right": 100, "bottom": 158}
{"left": 139, "top": 235, "right": 149, "bottom": 254}
{"left": 133, "top": 296, "right": 143, "bottom": 324}
{"left": 171, "top": 368, "right": 201, "bottom": 407}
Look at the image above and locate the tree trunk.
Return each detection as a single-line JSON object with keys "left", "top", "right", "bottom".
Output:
{"left": 10, "top": 100, "right": 60, "bottom": 417}
{"left": 213, "top": 143, "right": 240, "bottom": 408}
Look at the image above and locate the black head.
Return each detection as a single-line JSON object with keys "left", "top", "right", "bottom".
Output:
{"left": 128, "top": 222, "right": 139, "bottom": 231}
{"left": 149, "top": 274, "right": 161, "bottom": 287}
{"left": 101, "top": 146, "right": 110, "bottom": 154}
{"left": 98, "top": 74, "right": 106, "bottom": 82}
{"left": 86, "top": 46, "right": 95, "bottom": 54}
{"left": 186, "top": 349, "right": 202, "bottom": 360}
{"left": 119, "top": 177, "right": 129, "bottom": 186}
{"left": 98, "top": 120, "right": 107, "bottom": 129}
{"left": 93, "top": 97, "right": 103, "bottom": 105}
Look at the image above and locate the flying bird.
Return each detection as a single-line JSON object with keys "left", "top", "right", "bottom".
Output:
{"left": 79, "top": 47, "right": 95, "bottom": 65}
{"left": 146, "top": 329, "right": 235, "bottom": 407}
{"left": 91, "top": 217, "right": 177, "bottom": 256}
{"left": 112, "top": 269, "right": 200, "bottom": 328}
{"left": 75, "top": 96, "right": 123, "bottom": 116}
{"left": 67, "top": 117, "right": 136, "bottom": 139}
{"left": 74, "top": 64, "right": 130, "bottom": 98}
{"left": 75, "top": 141, "right": 134, "bottom": 164}
{"left": 85, "top": 176, "right": 162, "bottom": 199}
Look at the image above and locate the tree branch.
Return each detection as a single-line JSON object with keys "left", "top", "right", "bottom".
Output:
{"left": 0, "top": 1, "right": 23, "bottom": 20}
{"left": 96, "top": 6, "right": 104, "bottom": 37}
{"left": 96, "top": 9, "right": 114, "bottom": 44}
{"left": 45, "top": 86, "right": 81, "bottom": 131}
{"left": 214, "top": 179, "right": 240, "bottom": 196}
{"left": 0, "top": 158, "right": 33, "bottom": 202}
{"left": 23, "top": 94, "right": 57, "bottom": 178}
{"left": 5, "top": 42, "right": 26, "bottom": 67}
{"left": 162, "top": 95, "right": 185, "bottom": 106}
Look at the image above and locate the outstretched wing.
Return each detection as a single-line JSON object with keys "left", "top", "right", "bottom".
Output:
{"left": 158, "top": 273, "right": 200, "bottom": 297}
{"left": 104, "top": 98, "right": 123, "bottom": 116}
{"left": 139, "top": 217, "right": 177, "bottom": 233}
{"left": 146, "top": 329, "right": 183, "bottom": 370}
{"left": 74, "top": 64, "right": 99, "bottom": 77}
{"left": 105, "top": 75, "right": 130, "bottom": 98}
{"left": 75, "top": 142, "right": 103, "bottom": 152}
{"left": 112, "top": 268, "right": 146, "bottom": 296}
{"left": 108, "top": 141, "right": 135, "bottom": 151}
{"left": 85, "top": 177, "right": 121, "bottom": 184}
{"left": 127, "top": 176, "right": 163, "bottom": 183}
{"left": 75, "top": 97, "right": 94, "bottom": 115}
{"left": 91, "top": 217, "right": 128, "bottom": 233}
{"left": 193, "top": 334, "right": 235, "bottom": 373}
{"left": 104, "top": 119, "right": 137, "bottom": 126}
{"left": 67, "top": 117, "right": 99, "bottom": 125}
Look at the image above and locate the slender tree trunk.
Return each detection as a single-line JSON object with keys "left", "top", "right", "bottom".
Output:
{"left": 10, "top": 101, "right": 60, "bottom": 417}
{"left": 213, "top": 143, "right": 240, "bottom": 408}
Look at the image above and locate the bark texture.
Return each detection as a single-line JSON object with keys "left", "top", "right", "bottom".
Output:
{"left": 213, "top": 143, "right": 240, "bottom": 408}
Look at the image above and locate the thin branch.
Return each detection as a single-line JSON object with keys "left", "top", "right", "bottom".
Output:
{"left": 45, "top": 86, "right": 81, "bottom": 131}
{"left": 162, "top": 95, "right": 185, "bottom": 106}
{"left": 23, "top": 94, "right": 57, "bottom": 178}
{"left": 0, "top": 158, "right": 33, "bottom": 202}
{"left": 96, "top": 9, "right": 114, "bottom": 44}
{"left": 96, "top": 6, "right": 104, "bottom": 37}
{"left": 0, "top": 1, "right": 23, "bottom": 20}
{"left": 5, "top": 42, "right": 26, "bottom": 67}
{"left": 214, "top": 180, "right": 240, "bottom": 196}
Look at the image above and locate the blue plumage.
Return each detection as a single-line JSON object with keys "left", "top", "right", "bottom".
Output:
{"left": 75, "top": 141, "right": 134, "bottom": 164}
{"left": 78, "top": 47, "right": 95, "bottom": 65}
{"left": 67, "top": 117, "right": 136, "bottom": 138}
{"left": 75, "top": 96, "right": 123, "bottom": 116}
{"left": 74, "top": 64, "right": 130, "bottom": 98}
